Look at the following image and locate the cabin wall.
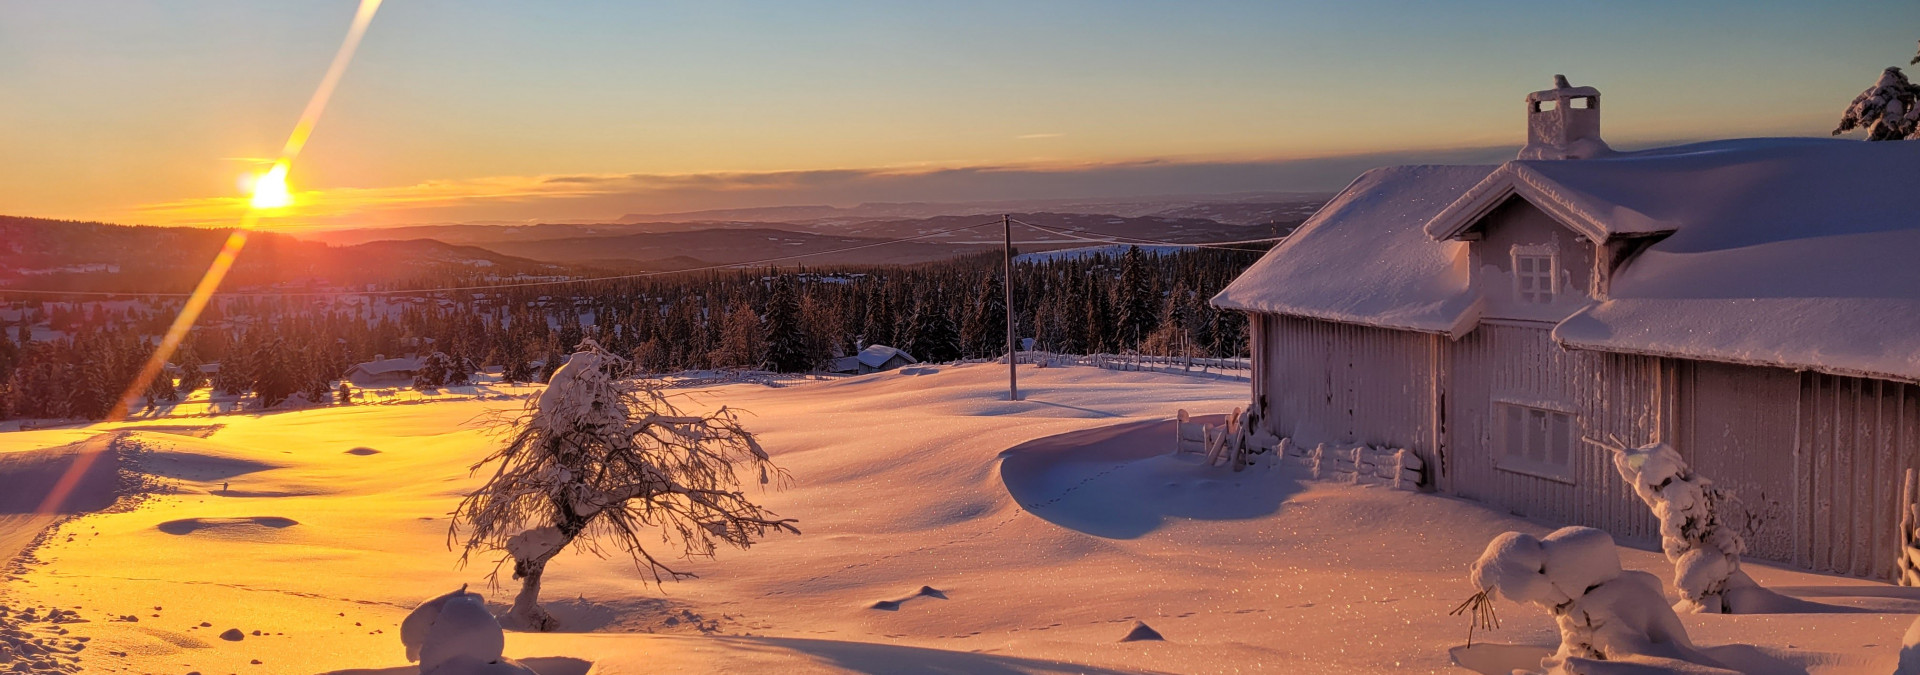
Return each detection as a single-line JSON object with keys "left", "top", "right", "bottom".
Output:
{"left": 1674, "top": 362, "right": 1802, "bottom": 566}
{"left": 1676, "top": 364, "right": 1920, "bottom": 579}
{"left": 1795, "top": 373, "right": 1920, "bottom": 579}
{"left": 1445, "top": 322, "right": 1661, "bottom": 543}
{"left": 1254, "top": 315, "right": 1437, "bottom": 473}
{"left": 1251, "top": 311, "right": 1920, "bottom": 580}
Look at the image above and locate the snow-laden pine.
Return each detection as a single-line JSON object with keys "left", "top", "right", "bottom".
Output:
{"left": 1609, "top": 442, "right": 1756, "bottom": 614}
{"left": 450, "top": 338, "right": 798, "bottom": 631}
{"left": 1834, "top": 66, "right": 1919, "bottom": 141}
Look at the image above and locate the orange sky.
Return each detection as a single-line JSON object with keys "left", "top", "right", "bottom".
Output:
{"left": 1, "top": 1, "right": 1912, "bottom": 230}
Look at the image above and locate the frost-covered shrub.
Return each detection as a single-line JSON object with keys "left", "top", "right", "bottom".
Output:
{"left": 1609, "top": 442, "right": 1753, "bottom": 613}
{"left": 1470, "top": 527, "right": 1710, "bottom": 672}
{"left": 450, "top": 339, "right": 797, "bottom": 631}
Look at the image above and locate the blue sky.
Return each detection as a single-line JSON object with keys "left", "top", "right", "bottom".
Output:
{"left": 1, "top": 0, "right": 1914, "bottom": 226}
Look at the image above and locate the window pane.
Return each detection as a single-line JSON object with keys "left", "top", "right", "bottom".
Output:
{"left": 1505, "top": 406, "right": 1523, "bottom": 459}
{"left": 1518, "top": 257, "right": 1534, "bottom": 273}
{"left": 1550, "top": 413, "right": 1571, "bottom": 466}
{"left": 1527, "top": 409, "right": 1548, "bottom": 461}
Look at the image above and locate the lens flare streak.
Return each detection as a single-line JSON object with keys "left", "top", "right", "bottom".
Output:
{"left": 34, "top": 0, "right": 384, "bottom": 515}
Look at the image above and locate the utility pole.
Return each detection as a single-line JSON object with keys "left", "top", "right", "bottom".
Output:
{"left": 1004, "top": 214, "right": 1019, "bottom": 401}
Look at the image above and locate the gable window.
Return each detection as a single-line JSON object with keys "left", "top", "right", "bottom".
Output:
{"left": 1495, "top": 401, "right": 1576, "bottom": 483}
{"left": 1511, "top": 245, "right": 1558, "bottom": 304}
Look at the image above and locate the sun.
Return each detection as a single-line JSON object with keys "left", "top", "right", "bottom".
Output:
{"left": 250, "top": 162, "right": 294, "bottom": 209}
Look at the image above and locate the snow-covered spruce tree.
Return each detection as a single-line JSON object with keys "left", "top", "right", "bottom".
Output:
{"left": 143, "top": 370, "right": 178, "bottom": 406}
{"left": 451, "top": 339, "right": 797, "bottom": 631}
{"left": 712, "top": 302, "right": 766, "bottom": 370}
{"left": 762, "top": 280, "right": 811, "bottom": 373}
{"left": 1115, "top": 246, "right": 1157, "bottom": 350}
{"left": 252, "top": 340, "right": 299, "bottom": 408}
{"left": 905, "top": 296, "right": 961, "bottom": 363}
{"left": 1609, "top": 441, "right": 1757, "bottom": 614}
{"left": 415, "top": 351, "right": 454, "bottom": 390}
{"left": 1835, "top": 67, "right": 1918, "bottom": 140}
{"left": 1834, "top": 39, "right": 1920, "bottom": 141}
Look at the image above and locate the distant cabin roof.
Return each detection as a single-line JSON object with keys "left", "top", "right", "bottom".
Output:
{"left": 857, "top": 344, "right": 917, "bottom": 368}
{"left": 348, "top": 356, "right": 424, "bottom": 376}
{"left": 1214, "top": 137, "right": 1920, "bottom": 383}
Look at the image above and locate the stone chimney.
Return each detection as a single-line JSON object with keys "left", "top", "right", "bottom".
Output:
{"left": 1519, "top": 75, "right": 1612, "bottom": 160}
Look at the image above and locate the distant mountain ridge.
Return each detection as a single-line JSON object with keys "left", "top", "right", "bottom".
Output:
{"left": 0, "top": 216, "right": 560, "bottom": 294}
{"left": 614, "top": 191, "right": 1329, "bottom": 225}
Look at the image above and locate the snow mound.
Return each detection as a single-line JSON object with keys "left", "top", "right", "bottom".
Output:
{"left": 1119, "top": 621, "right": 1165, "bottom": 642}
{"left": 998, "top": 417, "right": 1300, "bottom": 539}
{"left": 400, "top": 586, "right": 537, "bottom": 675}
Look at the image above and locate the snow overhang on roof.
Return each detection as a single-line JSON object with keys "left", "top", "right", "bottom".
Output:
{"left": 1422, "top": 162, "right": 1677, "bottom": 243}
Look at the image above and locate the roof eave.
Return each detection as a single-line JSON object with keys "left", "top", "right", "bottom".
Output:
{"left": 1424, "top": 162, "right": 1671, "bottom": 244}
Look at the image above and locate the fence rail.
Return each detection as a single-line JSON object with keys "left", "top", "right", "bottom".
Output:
{"left": 956, "top": 351, "right": 1251, "bottom": 381}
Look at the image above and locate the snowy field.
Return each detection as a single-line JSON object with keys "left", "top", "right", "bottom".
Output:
{"left": 3, "top": 362, "right": 1920, "bottom": 674}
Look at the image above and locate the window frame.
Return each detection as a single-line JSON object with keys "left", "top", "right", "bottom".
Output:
{"left": 1510, "top": 244, "right": 1559, "bottom": 305}
{"left": 1492, "top": 400, "right": 1578, "bottom": 484}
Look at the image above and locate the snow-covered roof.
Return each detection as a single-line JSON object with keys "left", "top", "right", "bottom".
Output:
{"left": 1211, "top": 164, "right": 1494, "bottom": 334}
{"left": 1551, "top": 138, "right": 1920, "bottom": 382}
{"left": 1216, "top": 137, "right": 1920, "bottom": 383}
{"left": 348, "top": 356, "right": 424, "bottom": 376}
{"left": 857, "top": 344, "right": 916, "bottom": 368}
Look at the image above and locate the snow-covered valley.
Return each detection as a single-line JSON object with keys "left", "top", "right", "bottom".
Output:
{"left": 4, "top": 363, "right": 1920, "bottom": 674}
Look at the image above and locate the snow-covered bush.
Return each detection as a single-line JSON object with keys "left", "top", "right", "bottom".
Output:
{"left": 400, "top": 586, "right": 536, "bottom": 674}
{"left": 450, "top": 339, "right": 798, "bottom": 631}
{"left": 1469, "top": 527, "right": 1713, "bottom": 672}
{"left": 1609, "top": 441, "right": 1755, "bottom": 613}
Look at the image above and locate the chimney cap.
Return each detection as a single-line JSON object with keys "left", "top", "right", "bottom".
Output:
{"left": 1527, "top": 74, "right": 1601, "bottom": 104}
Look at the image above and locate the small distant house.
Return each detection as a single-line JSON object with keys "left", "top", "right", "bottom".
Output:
{"left": 344, "top": 354, "right": 424, "bottom": 387}
{"left": 830, "top": 345, "right": 918, "bottom": 374}
{"left": 1213, "top": 77, "right": 1920, "bottom": 580}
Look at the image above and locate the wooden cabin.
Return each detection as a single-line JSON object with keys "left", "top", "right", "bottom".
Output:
{"left": 1213, "top": 77, "right": 1920, "bottom": 579}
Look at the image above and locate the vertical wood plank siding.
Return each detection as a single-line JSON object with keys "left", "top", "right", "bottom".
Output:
{"left": 1790, "top": 372, "right": 1920, "bottom": 579}
{"left": 1254, "top": 313, "right": 1920, "bottom": 578}
{"left": 1256, "top": 315, "right": 1437, "bottom": 471}
{"left": 1444, "top": 322, "right": 1661, "bottom": 543}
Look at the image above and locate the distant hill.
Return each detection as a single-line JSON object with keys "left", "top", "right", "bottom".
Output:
{"left": 295, "top": 208, "right": 1311, "bottom": 270}
{"left": 613, "top": 192, "right": 1330, "bottom": 225}
{"left": 0, "top": 216, "right": 562, "bottom": 294}
{"left": 472, "top": 227, "right": 975, "bottom": 269}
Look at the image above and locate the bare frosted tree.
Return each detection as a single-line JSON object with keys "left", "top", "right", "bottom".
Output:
{"left": 450, "top": 338, "right": 797, "bottom": 631}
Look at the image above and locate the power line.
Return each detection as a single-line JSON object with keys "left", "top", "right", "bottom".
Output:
{"left": 0, "top": 219, "right": 1008, "bottom": 299}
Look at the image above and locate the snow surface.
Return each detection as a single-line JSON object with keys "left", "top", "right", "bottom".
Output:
{"left": 5, "top": 364, "right": 1920, "bottom": 673}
